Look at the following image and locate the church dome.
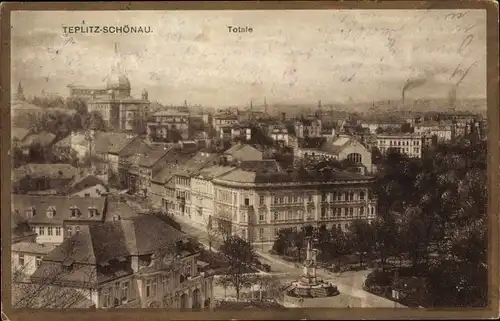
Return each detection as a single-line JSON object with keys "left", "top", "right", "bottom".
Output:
{"left": 106, "top": 72, "right": 131, "bottom": 90}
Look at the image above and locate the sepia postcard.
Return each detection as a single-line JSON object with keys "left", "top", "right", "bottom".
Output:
{"left": 1, "top": 1, "right": 499, "bottom": 320}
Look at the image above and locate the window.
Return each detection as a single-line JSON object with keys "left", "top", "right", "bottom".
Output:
{"left": 259, "top": 213, "right": 264, "bottom": 222}
{"left": 146, "top": 279, "right": 151, "bottom": 297}
{"left": 360, "top": 207, "right": 365, "bottom": 215}
{"left": 46, "top": 206, "right": 55, "bottom": 218}
{"left": 349, "top": 192, "right": 355, "bottom": 201}
{"left": 360, "top": 191, "right": 365, "bottom": 200}
{"left": 66, "top": 227, "right": 72, "bottom": 237}
{"left": 162, "top": 276, "right": 168, "bottom": 292}
{"left": 349, "top": 208, "right": 354, "bottom": 216}
{"left": 371, "top": 207, "right": 375, "bottom": 215}
{"left": 152, "top": 278, "right": 158, "bottom": 296}
{"left": 336, "top": 208, "right": 342, "bottom": 216}
{"left": 259, "top": 228, "right": 264, "bottom": 239}
{"left": 287, "top": 211, "right": 293, "bottom": 220}
{"left": 121, "top": 282, "right": 129, "bottom": 301}
{"left": 321, "top": 208, "right": 326, "bottom": 218}
{"left": 259, "top": 196, "right": 265, "bottom": 205}
{"left": 278, "top": 197, "right": 284, "bottom": 204}
{"left": 103, "top": 289, "right": 111, "bottom": 308}
{"left": 244, "top": 198, "right": 249, "bottom": 206}
{"left": 70, "top": 206, "right": 80, "bottom": 217}
{"left": 35, "top": 256, "right": 42, "bottom": 267}
{"left": 18, "top": 254, "right": 25, "bottom": 266}
{"left": 39, "top": 226, "right": 45, "bottom": 236}
{"left": 47, "top": 226, "right": 53, "bottom": 236}
{"left": 293, "top": 196, "right": 298, "bottom": 203}
{"left": 55, "top": 227, "right": 61, "bottom": 236}
{"left": 273, "top": 196, "right": 278, "bottom": 204}
{"left": 26, "top": 207, "right": 35, "bottom": 218}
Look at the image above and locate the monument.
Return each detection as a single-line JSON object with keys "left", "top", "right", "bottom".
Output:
{"left": 283, "top": 237, "right": 340, "bottom": 306}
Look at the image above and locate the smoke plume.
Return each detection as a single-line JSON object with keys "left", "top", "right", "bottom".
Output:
{"left": 402, "top": 78, "right": 428, "bottom": 103}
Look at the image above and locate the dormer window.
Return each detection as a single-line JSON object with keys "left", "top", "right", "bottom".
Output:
{"left": 26, "top": 206, "right": 35, "bottom": 218}
{"left": 70, "top": 206, "right": 80, "bottom": 217}
{"left": 46, "top": 206, "right": 56, "bottom": 218}
{"left": 88, "top": 206, "right": 99, "bottom": 217}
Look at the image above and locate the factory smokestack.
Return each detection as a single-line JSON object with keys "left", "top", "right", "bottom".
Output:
{"left": 402, "top": 78, "right": 428, "bottom": 105}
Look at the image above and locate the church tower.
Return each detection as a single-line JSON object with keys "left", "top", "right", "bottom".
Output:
{"left": 16, "top": 81, "right": 25, "bottom": 100}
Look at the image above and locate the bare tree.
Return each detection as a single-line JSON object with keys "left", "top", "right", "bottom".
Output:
{"left": 11, "top": 239, "right": 96, "bottom": 309}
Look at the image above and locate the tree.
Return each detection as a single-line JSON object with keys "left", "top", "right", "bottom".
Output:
{"left": 347, "top": 219, "right": 375, "bottom": 266}
{"left": 372, "top": 215, "right": 397, "bottom": 271}
{"left": 12, "top": 238, "right": 96, "bottom": 309}
{"left": 204, "top": 215, "right": 219, "bottom": 252}
{"left": 401, "top": 123, "right": 414, "bottom": 133}
{"left": 271, "top": 228, "right": 295, "bottom": 257}
{"left": 83, "top": 111, "right": 106, "bottom": 132}
{"left": 292, "top": 230, "right": 306, "bottom": 261}
{"left": 215, "top": 276, "right": 231, "bottom": 300}
{"left": 218, "top": 236, "right": 259, "bottom": 301}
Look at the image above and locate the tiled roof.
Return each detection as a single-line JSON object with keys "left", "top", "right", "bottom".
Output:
{"left": 53, "top": 132, "right": 87, "bottom": 148}
{"left": 13, "top": 163, "right": 78, "bottom": 181}
{"left": 12, "top": 127, "right": 30, "bottom": 141}
{"left": 121, "top": 215, "right": 189, "bottom": 255}
{"left": 12, "top": 210, "right": 37, "bottom": 242}
{"left": 298, "top": 137, "right": 326, "bottom": 149}
{"left": 239, "top": 160, "right": 281, "bottom": 172}
{"left": 37, "top": 214, "right": 189, "bottom": 268}
{"left": 197, "top": 166, "right": 235, "bottom": 180}
{"left": 69, "top": 175, "right": 107, "bottom": 194}
{"left": 20, "top": 131, "right": 56, "bottom": 148}
{"left": 153, "top": 110, "right": 189, "bottom": 117}
{"left": 11, "top": 195, "right": 106, "bottom": 225}
{"left": 12, "top": 242, "right": 57, "bottom": 255}
{"left": 137, "top": 147, "right": 170, "bottom": 168}
{"left": 216, "top": 168, "right": 373, "bottom": 184}
{"left": 175, "top": 152, "right": 219, "bottom": 177}
{"left": 93, "top": 131, "right": 136, "bottom": 154}
{"left": 11, "top": 99, "right": 44, "bottom": 111}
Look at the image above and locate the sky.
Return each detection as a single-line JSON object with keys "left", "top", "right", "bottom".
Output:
{"left": 11, "top": 9, "right": 487, "bottom": 108}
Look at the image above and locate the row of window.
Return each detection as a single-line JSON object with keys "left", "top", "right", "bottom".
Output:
{"left": 23, "top": 207, "right": 100, "bottom": 218}
{"left": 102, "top": 280, "right": 130, "bottom": 308}
{"left": 258, "top": 206, "right": 375, "bottom": 222}
{"left": 35, "top": 226, "right": 62, "bottom": 236}
{"left": 380, "top": 147, "right": 421, "bottom": 155}
{"left": 18, "top": 254, "right": 42, "bottom": 267}
{"left": 378, "top": 139, "right": 420, "bottom": 146}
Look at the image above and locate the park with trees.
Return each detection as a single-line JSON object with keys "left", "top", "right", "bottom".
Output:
{"left": 270, "top": 134, "right": 487, "bottom": 308}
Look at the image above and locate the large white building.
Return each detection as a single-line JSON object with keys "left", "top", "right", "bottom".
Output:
{"left": 211, "top": 167, "right": 377, "bottom": 245}
{"left": 190, "top": 166, "right": 235, "bottom": 228}
{"left": 376, "top": 133, "right": 422, "bottom": 158}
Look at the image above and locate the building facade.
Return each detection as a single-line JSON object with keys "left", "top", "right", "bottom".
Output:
{"left": 376, "top": 134, "right": 423, "bottom": 158}
{"left": 211, "top": 168, "right": 377, "bottom": 245}
{"left": 147, "top": 109, "right": 190, "bottom": 142}
{"left": 28, "top": 215, "right": 215, "bottom": 309}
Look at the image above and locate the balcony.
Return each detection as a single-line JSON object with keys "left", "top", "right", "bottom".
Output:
{"left": 271, "top": 217, "right": 304, "bottom": 223}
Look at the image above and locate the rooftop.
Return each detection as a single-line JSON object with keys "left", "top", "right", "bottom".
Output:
{"left": 215, "top": 167, "right": 373, "bottom": 185}
{"left": 13, "top": 163, "right": 78, "bottom": 181}
{"left": 20, "top": 131, "right": 56, "bottom": 148}
{"left": 12, "top": 242, "right": 57, "bottom": 255}
{"left": 93, "top": 131, "right": 137, "bottom": 155}
{"left": 12, "top": 127, "right": 30, "bottom": 141}
{"left": 12, "top": 194, "right": 107, "bottom": 225}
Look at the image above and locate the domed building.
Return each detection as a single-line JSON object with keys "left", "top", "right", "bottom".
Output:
{"left": 67, "top": 44, "right": 150, "bottom": 133}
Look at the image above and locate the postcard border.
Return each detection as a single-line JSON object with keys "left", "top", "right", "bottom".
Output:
{"left": 1, "top": 1, "right": 498, "bottom": 320}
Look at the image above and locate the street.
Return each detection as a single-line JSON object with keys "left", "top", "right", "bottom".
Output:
{"left": 172, "top": 213, "right": 405, "bottom": 308}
